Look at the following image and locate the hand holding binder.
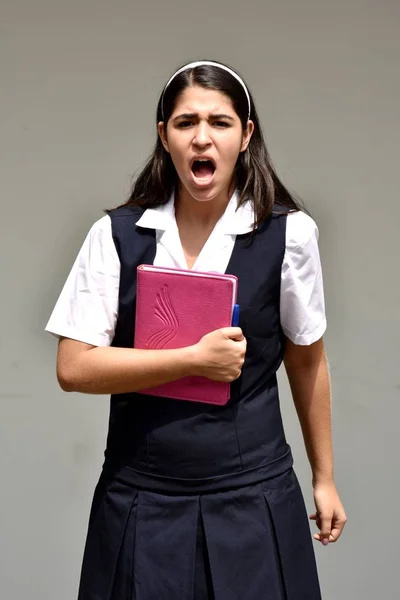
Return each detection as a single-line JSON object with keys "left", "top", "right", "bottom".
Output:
{"left": 134, "top": 265, "right": 240, "bottom": 405}
{"left": 191, "top": 326, "right": 246, "bottom": 383}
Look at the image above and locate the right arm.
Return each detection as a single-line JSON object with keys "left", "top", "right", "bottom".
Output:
{"left": 57, "top": 328, "right": 246, "bottom": 394}
{"left": 46, "top": 216, "right": 245, "bottom": 395}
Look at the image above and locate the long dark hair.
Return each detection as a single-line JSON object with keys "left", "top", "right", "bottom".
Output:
{"left": 122, "top": 61, "right": 302, "bottom": 225}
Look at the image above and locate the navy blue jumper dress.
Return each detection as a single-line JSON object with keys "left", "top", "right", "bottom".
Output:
{"left": 77, "top": 206, "right": 322, "bottom": 600}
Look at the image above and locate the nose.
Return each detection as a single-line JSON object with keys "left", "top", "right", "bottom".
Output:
{"left": 193, "top": 122, "right": 211, "bottom": 147}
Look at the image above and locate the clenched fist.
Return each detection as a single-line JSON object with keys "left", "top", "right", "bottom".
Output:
{"left": 190, "top": 327, "right": 247, "bottom": 382}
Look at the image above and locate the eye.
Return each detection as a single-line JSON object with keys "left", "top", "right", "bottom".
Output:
{"left": 177, "top": 120, "right": 193, "bottom": 128}
{"left": 213, "top": 121, "right": 230, "bottom": 128}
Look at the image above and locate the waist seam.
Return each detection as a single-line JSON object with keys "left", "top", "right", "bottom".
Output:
{"left": 104, "top": 447, "right": 293, "bottom": 494}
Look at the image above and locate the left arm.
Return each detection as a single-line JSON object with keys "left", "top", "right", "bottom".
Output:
{"left": 284, "top": 336, "right": 347, "bottom": 545}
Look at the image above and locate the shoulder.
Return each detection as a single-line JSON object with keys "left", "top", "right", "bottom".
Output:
{"left": 76, "top": 215, "right": 119, "bottom": 263}
{"left": 285, "top": 210, "right": 319, "bottom": 250}
{"left": 88, "top": 214, "right": 112, "bottom": 235}
{"left": 82, "top": 214, "right": 114, "bottom": 247}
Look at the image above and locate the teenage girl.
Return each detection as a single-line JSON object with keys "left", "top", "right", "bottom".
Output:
{"left": 46, "top": 60, "right": 346, "bottom": 599}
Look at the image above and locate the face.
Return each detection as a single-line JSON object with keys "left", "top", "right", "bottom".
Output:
{"left": 158, "top": 85, "right": 254, "bottom": 204}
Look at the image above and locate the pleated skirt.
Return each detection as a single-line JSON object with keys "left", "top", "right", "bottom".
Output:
{"left": 77, "top": 468, "right": 321, "bottom": 600}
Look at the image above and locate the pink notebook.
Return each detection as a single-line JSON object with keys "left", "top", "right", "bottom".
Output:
{"left": 134, "top": 264, "right": 238, "bottom": 405}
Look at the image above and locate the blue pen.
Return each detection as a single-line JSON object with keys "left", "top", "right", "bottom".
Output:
{"left": 232, "top": 304, "right": 240, "bottom": 327}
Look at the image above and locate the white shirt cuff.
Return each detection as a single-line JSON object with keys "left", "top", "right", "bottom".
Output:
{"left": 283, "top": 316, "right": 327, "bottom": 346}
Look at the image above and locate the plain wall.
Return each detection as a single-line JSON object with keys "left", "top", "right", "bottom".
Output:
{"left": 1, "top": 0, "right": 399, "bottom": 598}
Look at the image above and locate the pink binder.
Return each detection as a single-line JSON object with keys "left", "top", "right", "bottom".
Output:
{"left": 134, "top": 264, "right": 238, "bottom": 405}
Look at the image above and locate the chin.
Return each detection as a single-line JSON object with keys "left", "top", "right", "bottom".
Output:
{"left": 183, "top": 181, "right": 227, "bottom": 204}
{"left": 189, "top": 192, "right": 217, "bottom": 203}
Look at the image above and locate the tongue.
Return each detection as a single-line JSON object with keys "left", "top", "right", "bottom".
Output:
{"left": 193, "top": 161, "right": 214, "bottom": 179}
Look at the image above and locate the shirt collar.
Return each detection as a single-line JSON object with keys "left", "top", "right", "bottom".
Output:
{"left": 135, "top": 189, "right": 255, "bottom": 235}
{"left": 135, "top": 195, "right": 176, "bottom": 231}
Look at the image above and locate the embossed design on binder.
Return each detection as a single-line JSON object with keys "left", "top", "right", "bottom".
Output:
{"left": 146, "top": 285, "right": 179, "bottom": 348}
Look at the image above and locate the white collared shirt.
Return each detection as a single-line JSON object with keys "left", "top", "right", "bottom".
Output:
{"left": 45, "top": 191, "right": 326, "bottom": 346}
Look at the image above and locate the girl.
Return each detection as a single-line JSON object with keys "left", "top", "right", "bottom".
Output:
{"left": 46, "top": 60, "right": 346, "bottom": 599}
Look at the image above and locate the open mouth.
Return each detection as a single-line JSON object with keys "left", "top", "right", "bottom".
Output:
{"left": 191, "top": 159, "right": 216, "bottom": 182}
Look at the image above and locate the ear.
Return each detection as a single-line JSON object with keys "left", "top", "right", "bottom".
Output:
{"left": 158, "top": 122, "right": 170, "bottom": 153}
{"left": 240, "top": 120, "right": 254, "bottom": 152}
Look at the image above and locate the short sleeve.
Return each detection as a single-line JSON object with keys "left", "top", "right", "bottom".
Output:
{"left": 45, "top": 215, "right": 120, "bottom": 346}
{"left": 280, "top": 211, "right": 327, "bottom": 345}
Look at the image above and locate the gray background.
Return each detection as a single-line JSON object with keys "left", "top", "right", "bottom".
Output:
{"left": 1, "top": 0, "right": 399, "bottom": 598}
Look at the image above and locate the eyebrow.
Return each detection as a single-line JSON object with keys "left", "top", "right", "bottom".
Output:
{"left": 173, "top": 113, "right": 235, "bottom": 122}
{"left": 212, "top": 114, "right": 235, "bottom": 121}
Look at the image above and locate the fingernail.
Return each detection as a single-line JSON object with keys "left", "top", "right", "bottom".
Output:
{"left": 322, "top": 539, "right": 329, "bottom": 546}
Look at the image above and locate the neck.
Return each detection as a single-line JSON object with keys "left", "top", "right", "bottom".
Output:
{"left": 174, "top": 184, "right": 235, "bottom": 230}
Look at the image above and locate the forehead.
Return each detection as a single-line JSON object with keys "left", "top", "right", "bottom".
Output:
{"left": 172, "top": 85, "right": 236, "bottom": 115}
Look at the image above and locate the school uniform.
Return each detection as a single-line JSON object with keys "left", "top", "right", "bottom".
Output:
{"left": 46, "top": 190, "right": 325, "bottom": 599}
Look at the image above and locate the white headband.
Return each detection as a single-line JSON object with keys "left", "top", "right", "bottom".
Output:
{"left": 161, "top": 61, "right": 251, "bottom": 121}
